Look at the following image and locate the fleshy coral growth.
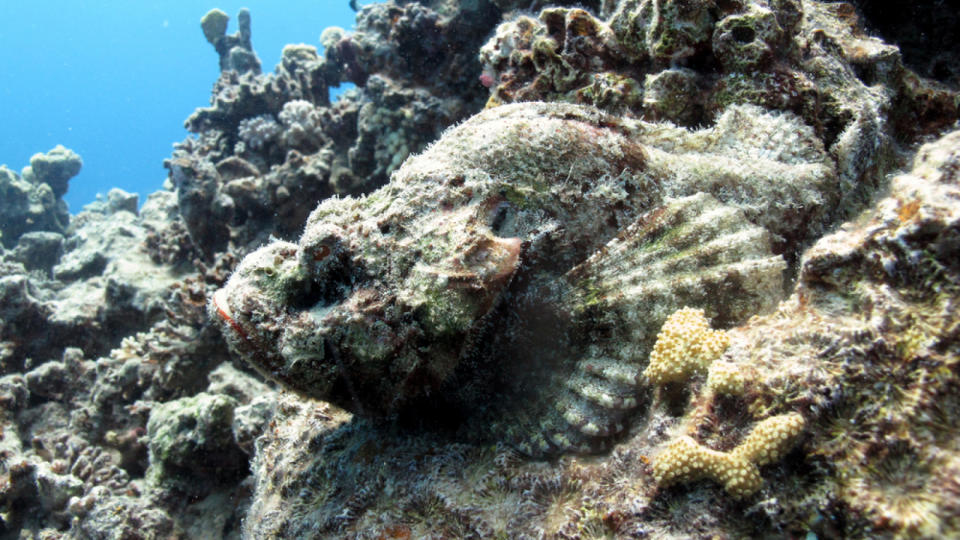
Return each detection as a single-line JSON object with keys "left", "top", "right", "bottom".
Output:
{"left": 652, "top": 412, "right": 805, "bottom": 498}
{"left": 643, "top": 307, "right": 729, "bottom": 385}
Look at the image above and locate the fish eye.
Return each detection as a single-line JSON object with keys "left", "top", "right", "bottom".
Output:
{"left": 313, "top": 244, "right": 332, "bottom": 262}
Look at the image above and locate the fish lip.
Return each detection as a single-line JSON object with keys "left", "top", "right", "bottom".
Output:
{"left": 212, "top": 288, "right": 234, "bottom": 320}
{"left": 212, "top": 287, "right": 254, "bottom": 346}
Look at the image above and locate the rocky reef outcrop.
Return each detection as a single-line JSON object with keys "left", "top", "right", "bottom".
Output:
{"left": 0, "top": 186, "right": 184, "bottom": 374}
{"left": 163, "top": 2, "right": 504, "bottom": 258}
{"left": 0, "top": 146, "right": 80, "bottom": 249}
{"left": 1, "top": 0, "right": 959, "bottom": 538}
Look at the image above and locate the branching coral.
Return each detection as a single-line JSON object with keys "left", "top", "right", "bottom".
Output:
{"left": 652, "top": 412, "right": 805, "bottom": 498}
{"left": 277, "top": 100, "right": 325, "bottom": 150}
{"left": 237, "top": 114, "right": 281, "bottom": 151}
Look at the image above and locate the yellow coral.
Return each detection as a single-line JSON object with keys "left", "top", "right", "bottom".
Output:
{"left": 733, "top": 412, "right": 805, "bottom": 466}
{"left": 705, "top": 360, "right": 747, "bottom": 395}
{"left": 652, "top": 412, "right": 805, "bottom": 498}
{"left": 643, "top": 307, "right": 729, "bottom": 385}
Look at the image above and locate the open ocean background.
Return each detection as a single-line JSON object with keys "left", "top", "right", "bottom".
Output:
{"left": 0, "top": 1, "right": 358, "bottom": 212}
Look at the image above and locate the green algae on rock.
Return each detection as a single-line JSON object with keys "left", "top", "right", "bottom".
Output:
{"left": 210, "top": 100, "right": 838, "bottom": 456}
{"left": 145, "top": 392, "right": 247, "bottom": 494}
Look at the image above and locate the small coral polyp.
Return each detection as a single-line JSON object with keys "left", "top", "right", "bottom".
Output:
{"left": 212, "top": 100, "right": 834, "bottom": 456}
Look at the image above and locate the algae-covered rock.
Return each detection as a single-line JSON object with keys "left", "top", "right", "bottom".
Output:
{"left": 0, "top": 146, "right": 80, "bottom": 248}
{"left": 145, "top": 392, "right": 247, "bottom": 494}
{"left": 479, "top": 0, "right": 958, "bottom": 226}
{"left": 9, "top": 231, "right": 64, "bottom": 276}
{"left": 23, "top": 144, "right": 83, "bottom": 199}
{"left": 200, "top": 8, "right": 259, "bottom": 74}
{"left": 167, "top": 3, "right": 501, "bottom": 258}
{"left": 609, "top": 0, "right": 715, "bottom": 62}
{"left": 691, "top": 127, "right": 960, "bottom": 537}
{"left": 30, "top": 190, "right": 184, "bottom": 364}
{"left": 200, "top": 8, "right": 229, "bottom": 45}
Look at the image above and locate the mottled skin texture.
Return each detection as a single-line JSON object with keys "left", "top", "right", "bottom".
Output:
{"left": 212, "top": 101, "right": 831, "bottom": 455}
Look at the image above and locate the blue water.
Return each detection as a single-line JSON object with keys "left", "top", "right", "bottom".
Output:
{"left": 0, "top": 2, "right": 358, "bottom": 212}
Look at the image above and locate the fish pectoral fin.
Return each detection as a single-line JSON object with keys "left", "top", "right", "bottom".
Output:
{"left": 566, "top": 192, "right": 786, "bottom": 334}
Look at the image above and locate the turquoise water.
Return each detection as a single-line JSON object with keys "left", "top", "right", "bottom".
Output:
{"left": 0, "top": 1, "right": 358, "bottom": 211}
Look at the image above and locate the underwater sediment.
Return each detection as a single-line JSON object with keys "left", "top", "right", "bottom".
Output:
{"left": 1, "top": 0, "right": 959, "bottom": 538}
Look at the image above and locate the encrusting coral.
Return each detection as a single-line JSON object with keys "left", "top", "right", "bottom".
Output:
{"left": 705, "top": 359, "right": 749, "bottom": 396}
{"left": 642, "top": 307, "right": 729, "bottom": 385}
{"left": 652, "top": 412, "right": 806, "bottom": 498}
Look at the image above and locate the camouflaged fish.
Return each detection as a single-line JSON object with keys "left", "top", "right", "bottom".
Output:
{"left": 211, "top": 102, "right": 834, "bottom": 456}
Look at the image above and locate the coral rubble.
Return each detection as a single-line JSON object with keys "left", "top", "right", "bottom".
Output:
{"left": 2, "top": 0, "right": 960, "bottom": 538}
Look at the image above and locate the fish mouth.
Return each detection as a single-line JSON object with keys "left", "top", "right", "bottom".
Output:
{"left": 212, "top": 288, "right": 233, "bottom": 320}
{"left": 212, "top": 287, "right": 254, "bottom": 347}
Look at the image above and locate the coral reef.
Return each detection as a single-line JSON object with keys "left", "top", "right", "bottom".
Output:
{"left": 164, "top": 2, "right": 501, "bottom": 258}
{"left": 0, "top": 188, "right": 183, "bottom": 373}
{"left": 772, "top": 127, "right": 960, "bottom": 537}
{"left": 200, "top": 8, "right": 260, "bottom": 74}
{"left": 212, "top": 0, "right": 960, "bottom": 534}
{"left": 2, "top": 0, "right": 960, "bottom": 538}
{"left": 0, "top": 344, "right": 269, "bottom": 537}
{"left": 23, "top": 145, "right": 83, "bottom": 201}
